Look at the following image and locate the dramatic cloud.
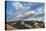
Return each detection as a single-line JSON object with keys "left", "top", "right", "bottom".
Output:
{"left": 6, "top": 1, "right": 44, "bottom": 22}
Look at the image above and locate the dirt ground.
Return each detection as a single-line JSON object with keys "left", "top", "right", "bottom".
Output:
{"left": 5, "top": 24, "right": 16, "bottom": 30}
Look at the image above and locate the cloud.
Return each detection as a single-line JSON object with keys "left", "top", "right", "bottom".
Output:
{"left": 16, "top": 14, "right": 22, "bottom": 18}
{"left": 23, "top": 16, "right": 44, "bottom": 21}
{"left": 15, "top": 9, "right": 35, "bottom": 19}
{"left": 25, "top": 10, "right": 35, "bottom": 15}
{"left": 6, "top": 1, "right": 44, "bottom": 22}
{"left": 13, "top": 1, "right": 24, "bottom": 10}
{"left": 34, "top": 6, "right": 44, "bottom": 15}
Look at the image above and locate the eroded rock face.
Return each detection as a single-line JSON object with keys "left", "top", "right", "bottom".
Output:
{"left": 6, "top": 20, "right": 45, "bottom": 30}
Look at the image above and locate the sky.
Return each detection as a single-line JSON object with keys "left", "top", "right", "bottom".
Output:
{"left": 6, "top": 1, "right": 45, "bottom": 22}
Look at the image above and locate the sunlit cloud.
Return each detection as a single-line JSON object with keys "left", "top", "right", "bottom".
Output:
{"left": 25, "top": 10, "right": 35, "bottom": 15}
{"left": 16, "top": 14, "right": 22, "bottom": 18}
